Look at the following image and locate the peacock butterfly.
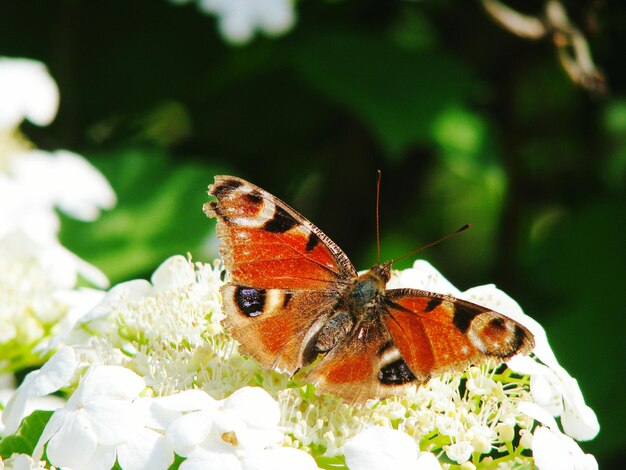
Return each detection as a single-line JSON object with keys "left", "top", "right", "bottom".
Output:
{"left": 204, "top": 175, "right": 534, "bottom": 403}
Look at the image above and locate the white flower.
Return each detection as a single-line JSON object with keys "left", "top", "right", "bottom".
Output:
{"left": 158, "top": 386, "right": 318, "bottom": 469}
{"left": 0, "top": 231, "right": 107, "bottom": 361}
{"left": 519, "top": 402, "right": 597, "bottom": 470}
{"left": 58, "top": 255, "right": 238, "bottom": 397}
{"left": 197, "top": 0, "right": 296, "bottom": 44}
{"left": 37, "top": 256, "right": 598, "bottom": 469}
{"left": 0, "top": 453, "right": 49, "bottom": 470}
{"left": 445, "top": 441, "right": 474, "bottom": 465}
{"left": 387, "top": 260, "right": 462, "bottom": 295}
{"left": 34, "top": 365, "right": 147, "bottom": 469}
{"left": 507, "top": 340, "right": 599, "bottom": 441}
{"left": 533, "top": 427, "right": 598, "bottom": 470}
{"left": 2, "top": 149, "right": 116, "bottom": 238}
{"left": 344, "top": 426, "right": 440, "bottom": 470}
{"left": 2, "top": 346, "right": 76, "bottom": 435}
{"left": 0, "top": 148, "right": 116, "bottom": 289}
{"left": 0, "top": 57, "right": 59, "bottom": 131}
{"left": 115, "top": 397, "right": 175, "bottom": 470}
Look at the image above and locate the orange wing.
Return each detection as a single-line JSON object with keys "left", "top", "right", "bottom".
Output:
{"left": 307, "top": 289, "right": 534, "bottom": 403}
{"left": 305, "top": 316, "right": 407, "bottom": 403}
{"left": 204, "top": 176, "right": 356, "bottom": 290}
{"left": 383, "top": 289, "right": 534, "bottom": 380}
{"left": 204, "top": 175, "right": 357, "bottom": 374}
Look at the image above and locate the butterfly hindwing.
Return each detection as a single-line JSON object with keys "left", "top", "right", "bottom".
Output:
{"left": 221, "top": 285, "right": 340, "bottom": 374}
{"left": 305, "top": 316, "right": 411, "bottom": 403}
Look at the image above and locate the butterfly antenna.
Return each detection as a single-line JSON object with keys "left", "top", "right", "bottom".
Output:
{"left": 375, "top": 169, "right": 382, "bottom": 263}
{"left": 390, "top": 224, "right": 471, "bottom": 266}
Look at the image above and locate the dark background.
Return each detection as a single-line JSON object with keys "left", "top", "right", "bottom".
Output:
{"left": 1, "top": 1, "right": 624, "bottom": 466}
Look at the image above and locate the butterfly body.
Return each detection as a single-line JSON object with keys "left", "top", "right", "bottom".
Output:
{"left": 204, "top": 175, "right": 534, "bottom": 403}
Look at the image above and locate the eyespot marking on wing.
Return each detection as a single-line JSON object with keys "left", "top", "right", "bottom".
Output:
{"left": 234, "top": 287, "right": 266, "bottom": 318}
{"left": 378, "top": 359, "right": 416, "bottom": 385}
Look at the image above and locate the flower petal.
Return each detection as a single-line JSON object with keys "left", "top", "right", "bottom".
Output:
{"left": 84, "top": 399, "right": 140, "bottom": 445}
{"left": 387, "top": 260, "right": 461, "bottom": 295}
{"left": 117, "top": 427, "right": 174, "bottom": 470}
{"left": 533, "top": 426, "right": 575, "bottom": 470}
{"left": 344, "top": 426, "right": 419, "bottom": 470}
{"left": 415, "top": 452, "right": 441, "bottom": 470}
{"left": 0, "top": 57, "right": 59, "bottom": 130}
{"left": 242, "top": 446, "right": 319, "bottom": 470}
{"left": 445, "top": 441, "right": 473, "bottom": 464}
{"left": 180, "top": 447, "right": 241, "bottom": 470}
{"left": 27, "top": 346, "right": 77, "bottom": 397}
{"left": 155, "top": 389, "right": 218, "bottom": 413}
{"left": 151, "top": 255, "right": 196, "bottom": 291}
{"left": 76, "top": 366, "right": 145, "bottom": 402}
{"left": 223, "top": 387, "right": 281, "bottom": 429}
{"left": 46, "top": 410, "right": 98, "bottom": 469}
{"left": 82, "top": 445, "right": 117, "bottom": 470}
{"left": 1, "top": 383, "right": 30, "bottom": 435}
{"left": 166, "top": 410, "right": 215, "bottom": 456}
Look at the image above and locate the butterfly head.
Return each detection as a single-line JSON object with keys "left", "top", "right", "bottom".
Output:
{"left": 368, "top": 261, "right": 392, "bottom": 285}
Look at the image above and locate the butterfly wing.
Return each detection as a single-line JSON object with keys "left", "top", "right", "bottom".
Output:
{"left": 306, "top": 289, "right": 534, "bottom": 403}
{"left": 305, "top": 316, "right": 407, "bottom": 403}
{"left": 383, "top": 289, "right": 534, "bottom": 379}
{"left": 204, "top": 175, "right": 357, "bottom": 374}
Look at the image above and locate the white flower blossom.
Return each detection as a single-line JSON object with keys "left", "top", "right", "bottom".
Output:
{"left": 20, "top": 256, "right": 598, "bottom": 469}
{"left": 0, "top": 59, "right": 116, "bottom": 372}
{"left": 0, "top": 453, "right": 49, "bottom": 470}
{"left": 0, "top": 57, "right": 59, "bottom": 131}
{"left": 1, "top": 346, "right": 76, "bottom": 435}
{"left": 161, "top": 387, "right": 317, "bottom": 470}
{"left": 192, "top": 0, "right": 296, "bottom": 45}
{"left": 0, "top": 232, "right": 107, "bottom": 370}
{"left": 344, "top": 426, "right": 440, "bottom": 470}
{"left": 518, "top": 402, "right": 598, "bottom": 470}
{"left": 34, "top": 366, "right": 147, "bottom": 469}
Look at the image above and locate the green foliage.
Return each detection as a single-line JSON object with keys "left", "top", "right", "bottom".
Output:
{"left": 293, "top": 31, "right": 475, "bottom": 157}
{"left": 526, "top": 197, "right": 626, "bottom": 458}
{"left": 0, "top": 410, "right": 53, "bottom": 459}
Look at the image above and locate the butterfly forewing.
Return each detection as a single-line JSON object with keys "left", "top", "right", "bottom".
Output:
{"left": 205, "top": 175, "right": 357, "bottom": 373}
{"left": 205, "top": 176, "right": 356, "bottom": 290}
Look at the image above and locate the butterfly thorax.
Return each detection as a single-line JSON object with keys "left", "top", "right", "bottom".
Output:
{"left": 310, "top": 262, "right": 391, "bottom": 359}
{"left": 347, "top": 262, "right": 392, "bottom": 314}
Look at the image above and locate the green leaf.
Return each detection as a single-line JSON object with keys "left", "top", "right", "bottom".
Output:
{"left": 0, "top": 410, "right": 53, "bottom": 459}
{"left": 168, "top": 454, "right": 185, "bottom": 470}
{"left": 293, "top": 31, "right": 475, "bottom": 157}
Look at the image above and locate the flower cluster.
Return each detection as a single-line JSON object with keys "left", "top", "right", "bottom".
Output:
{"left": 0, "top": 255, "right": 600, "bottom": 469}
{"left": 0, "top": 57, "right": 114, "bottom": 371}
{"left": 170, "top": 0, "right": 296, "bottom": 45}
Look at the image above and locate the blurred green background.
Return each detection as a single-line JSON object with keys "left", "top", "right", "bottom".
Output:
{"left": 1, "top": 0, "right": 624, "bottom": 466}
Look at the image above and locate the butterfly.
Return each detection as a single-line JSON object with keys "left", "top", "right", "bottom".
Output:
{"left": 203, "top": 175, "right": 534, "bottom": 403}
